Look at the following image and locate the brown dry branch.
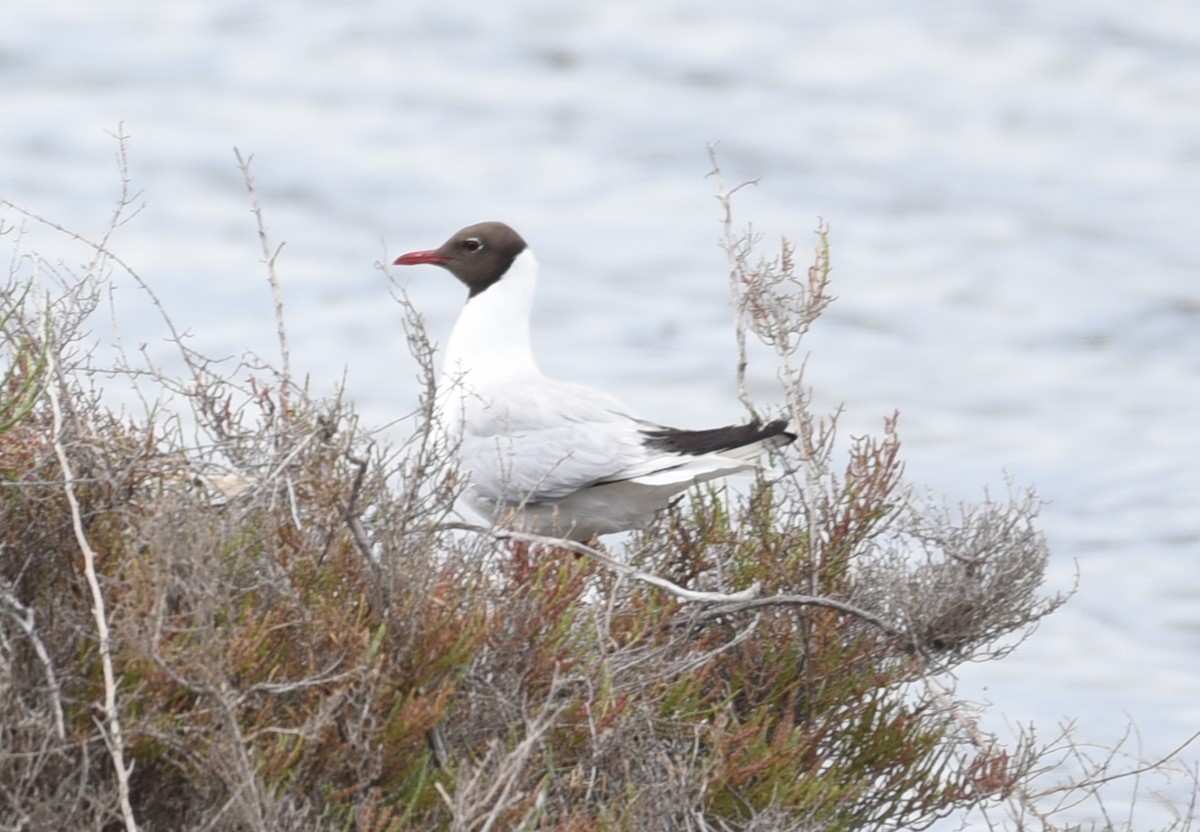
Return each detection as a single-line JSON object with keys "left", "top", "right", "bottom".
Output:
{"left": 0, "top": 139, "right": 1194, "bottom": 831}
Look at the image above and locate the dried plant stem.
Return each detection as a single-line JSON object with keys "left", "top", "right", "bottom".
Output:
{"left": 442, "top": 522, "right": 905, "bottom": 638}
{"left": 441, "top": 522, "right": 760, "bottom": 603}
{"left": 1, "top": 133, "right": 193, "bottom": 381}
{"left": 0, "top": 586, "right": 65, "bottom": 740}
{"left": 922, "top": 673, "right": 1059, "bottom": 830}
{"left": 437, "top": 687, "right": 566, "bottom": 832}
{"left": 235, "top": 148, "right": 291, "bottom": 392}
{"left": 46, "top": 358, "right": 140, "bottom": 832}
{"left": 687, "top": 593, "right": 905, "bottom": 638}
{"left": 708, "top": 143, "right": 761, "bottom": 419}
{"left": 92, "top": 125, "right": 146, "bottom": 273}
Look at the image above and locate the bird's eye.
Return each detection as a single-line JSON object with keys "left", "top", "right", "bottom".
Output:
{"left": 464, "top": 237, "right": 484, "bottom": 252}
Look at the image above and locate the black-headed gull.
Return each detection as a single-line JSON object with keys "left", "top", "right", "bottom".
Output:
{"left": 394, "top": 221, "right": 795, "bottom": 540}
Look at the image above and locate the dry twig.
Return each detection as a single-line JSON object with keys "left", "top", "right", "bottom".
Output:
{"left": 47, "top": 357, "right": 139, "bottom": 832}
{"left": 234, "top": 148, "right": 292, "bottom": 393}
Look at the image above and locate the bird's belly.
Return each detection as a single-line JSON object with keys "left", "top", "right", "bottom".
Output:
{"left": 465, "top": 479, "right": 691, "bottom": 541}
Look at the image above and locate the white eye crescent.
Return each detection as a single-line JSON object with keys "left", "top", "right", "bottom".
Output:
{"left": 464, "top": 237, "right": 484, "bottom": 252}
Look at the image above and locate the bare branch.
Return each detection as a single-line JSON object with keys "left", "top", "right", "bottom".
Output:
{"left": 46, "top": 358, "right": 139, "bottom": 832}
{"left": 440, "top": 522, "right": 909, "bottom": 641}
{"left": 440, "top": 521, "right": 760, "bottom": 603}
{"left": 708, "top": 143, "right": 761, "bottom": 418}
{"left": 0, "top": 583, "right": 65, "bottom": 740}
{"left": 684, "top": 593, "right": 906, "bottom": 639}
{"left": 234, "top": 148, "right": 292, "bottom": 393}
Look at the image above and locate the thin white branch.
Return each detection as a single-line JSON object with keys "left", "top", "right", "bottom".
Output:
{"left": 0, "top": 583, "right": 65, "bottom": 740}
{"left": 687, "top": 592, "right": 906, "bottom": 638}
{"left": 439, "top": 522, "right": 760, "bottom": 604}
{"left": 438, "top": 523, "right": 909, "bottom": 640}
{"left": 47, "top": 359, "right": 139, "bottom": 832}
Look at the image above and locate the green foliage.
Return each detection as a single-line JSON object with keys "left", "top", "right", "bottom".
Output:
{"left": 0, "top": 285, "right": 49, "bottom": 436}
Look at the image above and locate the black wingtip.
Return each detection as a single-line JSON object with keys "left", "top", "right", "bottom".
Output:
{"left": 642, "top": 418, "right": 796, "bottom": 456}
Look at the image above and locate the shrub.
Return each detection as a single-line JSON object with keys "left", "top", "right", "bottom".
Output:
{"left": 0, "top": 137, "right": 1194, "bottom": 831}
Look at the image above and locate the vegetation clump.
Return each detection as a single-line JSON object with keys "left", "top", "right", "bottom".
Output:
{"left": 0, "top": 143, "right": 1193, "bottom": 831}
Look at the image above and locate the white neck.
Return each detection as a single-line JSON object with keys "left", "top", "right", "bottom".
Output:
{"left": 441, "top": 248, "right": 541, "bottom": 389}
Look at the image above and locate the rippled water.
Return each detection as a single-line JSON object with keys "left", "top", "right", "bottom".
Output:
{"left": 4, "top": 0, "right": 1198, "bottom": 824}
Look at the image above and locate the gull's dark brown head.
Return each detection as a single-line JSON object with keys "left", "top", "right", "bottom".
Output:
{"left": 393, "top": 221, "right": 529, "bottom": 298}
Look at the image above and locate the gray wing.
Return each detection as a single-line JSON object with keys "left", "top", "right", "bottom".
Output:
{"left": 458, "top": 378, "right": 653, "bottom": 504}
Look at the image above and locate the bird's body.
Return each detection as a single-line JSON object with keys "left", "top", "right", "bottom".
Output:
{"left": 394, "top": 221, "right": 795, "bottom": 540}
